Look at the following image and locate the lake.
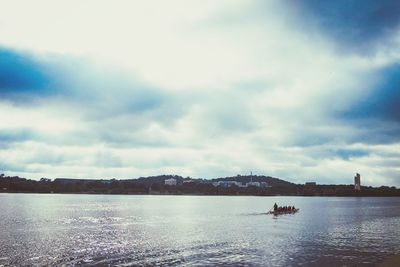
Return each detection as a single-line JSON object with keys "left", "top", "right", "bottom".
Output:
{"left": 0, "top": 194, "right": 399, "bottom": 266}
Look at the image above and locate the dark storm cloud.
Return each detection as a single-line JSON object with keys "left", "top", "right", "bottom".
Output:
{"left": 355, "top": 124, "right": 400, "bottom": 145}
{"left": 337, "top": 63, "right": 400, "bottom": 144}
{"left": 291, "top": 0, "right": 400, "bottom": 53}
{"left": 0, "top": 48, "right": 56, "bottom": 99}
{"left": 0, "top": 47, "right": 190, "bottom": 150}
{"left": 0, "top": 47, "right": 185, "bottom": 125}
{"left": 0, "top": 47, "right": 171, "bottom": 120}
{"left": 343, "top": 64, "right": 400, "bottom": 123}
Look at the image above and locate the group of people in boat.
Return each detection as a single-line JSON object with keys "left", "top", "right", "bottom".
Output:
{"left": 273, "top": 202, "right": 296, "bottom": 212}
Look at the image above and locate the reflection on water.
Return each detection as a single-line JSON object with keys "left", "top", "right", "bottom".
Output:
{"left": 0, "top": 194, "right": 399, "bottom": 266}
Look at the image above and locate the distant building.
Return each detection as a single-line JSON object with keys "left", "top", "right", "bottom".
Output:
{"left": 237, "top": 182, "right": 248, "bottom": 188}
{"left": 212, "top": 181, "right": 239, "bottom": 187}
{"left": 223, "top": 181, "right": 239, "bottom": 187}
{"left": 165, "top": 178, "right": 177, "bottom": 186}
{"left": 354, "top": 173, "right": 361, "bottom": 190}
{"left": 247, "top": 181, "right": 261, "bottom": 187}
{"left": 247, "top": 172, "right": 260, "bottom": 187}
{"left": 212, "top": 180, "right": 270, "bottom": 188}
{"left": 305, "top": 182, "right": 316, "bottom": 186}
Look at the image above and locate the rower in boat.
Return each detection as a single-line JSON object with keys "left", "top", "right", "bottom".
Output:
{"left": 269, "top": 204, "right": 299, "bottom": 215}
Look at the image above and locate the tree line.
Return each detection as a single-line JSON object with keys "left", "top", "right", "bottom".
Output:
{"left": 0, "top": 174, "right": 399, "bottom": 196}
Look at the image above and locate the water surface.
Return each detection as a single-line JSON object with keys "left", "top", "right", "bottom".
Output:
{"left": 0, "top": 194, "right": 399, "bottom": 266}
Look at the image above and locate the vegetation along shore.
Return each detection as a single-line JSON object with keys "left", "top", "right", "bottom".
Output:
{"left": 1, "top": 174, "right": 399, "bottom": 196}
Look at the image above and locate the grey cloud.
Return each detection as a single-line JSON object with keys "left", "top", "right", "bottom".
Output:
{"left": 287, "top": 0, "right": 400, "bottom": 54}
{"left": 94, "top": 150, "right": 123, "bottom": 168}
{"left": 0, "top": 128, "right": 36, "bottom": 143}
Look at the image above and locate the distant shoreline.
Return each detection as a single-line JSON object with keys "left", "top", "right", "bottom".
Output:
{"left": 1, "top": 191, "right": 400, "bottom": 197}
{"left": 2, "top": 174, "right": 399, "bottom": 197}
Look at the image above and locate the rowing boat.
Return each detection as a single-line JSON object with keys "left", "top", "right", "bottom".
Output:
{"left": 267, "top": 208, "right": 299, "bottom": 215}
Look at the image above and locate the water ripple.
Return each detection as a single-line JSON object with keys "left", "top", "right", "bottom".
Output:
{"left": 0, "top": 195, "right": 399, "bottom": 266}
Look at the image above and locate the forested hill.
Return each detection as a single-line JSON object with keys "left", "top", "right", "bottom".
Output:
{"left": 131, "top": 174, "right": 294, "bottom": 187}
{"left": 213, "top": 175, "right": 294, "bottom": 187}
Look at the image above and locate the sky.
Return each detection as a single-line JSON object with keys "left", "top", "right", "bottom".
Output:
{"left": 0, "top": 0, "right": 399, "bottom": 186}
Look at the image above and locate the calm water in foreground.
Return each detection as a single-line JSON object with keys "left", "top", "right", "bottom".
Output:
{"left": 0, "top": 194, "right": 400, "bottom": 266}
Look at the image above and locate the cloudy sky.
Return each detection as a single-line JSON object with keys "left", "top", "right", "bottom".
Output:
{"left": 0, "top": 0, "right": 399, "bottom": 186}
